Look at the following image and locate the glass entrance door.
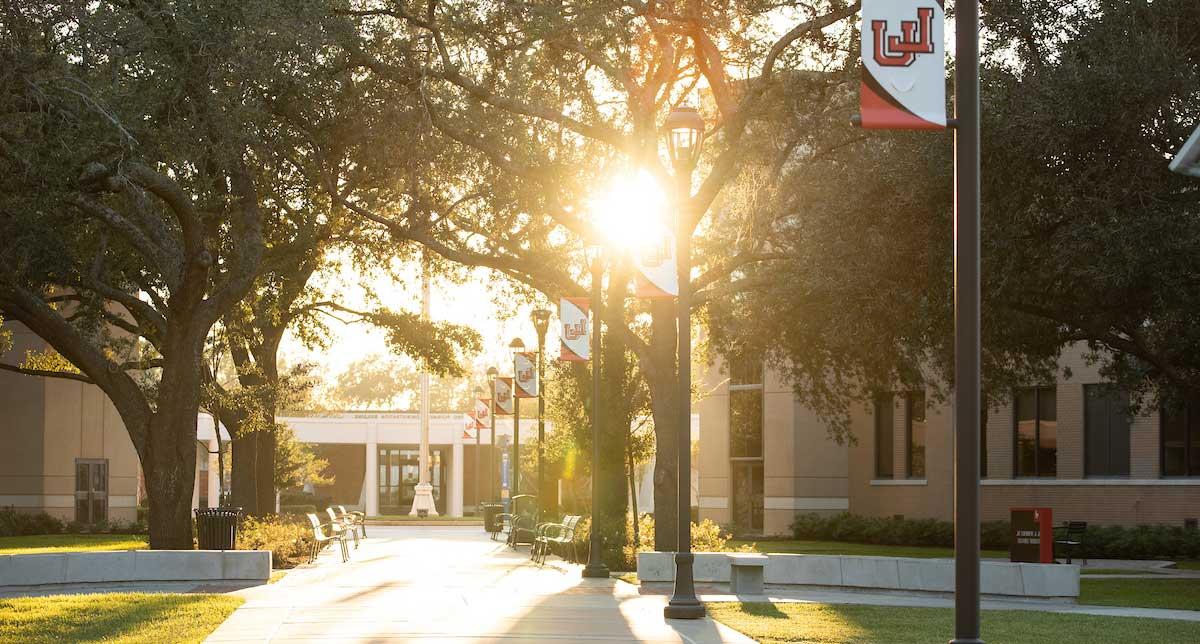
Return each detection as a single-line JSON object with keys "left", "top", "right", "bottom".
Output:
{"left": 378, "top": 447, "right": 447, "bottom": 515}
{"left": 75, "top": 459, "right": 108, "bottom": 525}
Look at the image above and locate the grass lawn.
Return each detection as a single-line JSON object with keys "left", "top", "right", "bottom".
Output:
{"left": 1176, "top": 560, "right": 1200, "bottom": 571}
{"left": 0, "top": 534, "right": 148, "bottom": 555}
{"left": 1080, "top": 568, "right": 1168, "bottom": 576}
{"left": 730, "top": 539, "right": 1008, "bottom": 560}
{"left": 1080, "top": 578, "right": 1200, "bottom": 611}
{"left": 707, "top": 602, "right": 1200, "bottom": 644}
{"left": 0, "top": 593, "right": 241, "bottom": 644}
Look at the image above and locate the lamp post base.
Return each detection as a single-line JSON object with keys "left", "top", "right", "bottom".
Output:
{"left": 582, "top": 563, "right": 610, "bottom": 578}
{"left": 949, "top": 639, "right": 984, "bottom": 643}
{"left": 408, "top": 482, "right": 439, "bottom": 517}
{"left": 664, "top": 552, "right": 704, "bottom": 619}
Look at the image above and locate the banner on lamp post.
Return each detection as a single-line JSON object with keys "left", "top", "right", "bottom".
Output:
{"left": 860, "top": 0, "right": 946, "bottom": 130}
{"left": 462, "top": 415, "right": 476, "bottom": 441}
{"left": 559, "top": 297, "right": 590, "bottom": 361}
{"left": 514, "top": 352, "right": 538, "bottom": 398}
{"left": 494, "top": 377, "right": 514, "bottom": 415}
{"left": 474, "top": 397, "right": 491, "bottom": 429}
{"left": 634, "top": 234, "right": 678, "bottom": 298}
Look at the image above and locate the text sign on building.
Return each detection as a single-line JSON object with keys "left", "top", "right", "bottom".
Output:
{"left": 515, "top": 352, "right": 538, "bottom": 398}
{"left": 1010, "top": 507, "right": 1054, "bottom": 563}
{"left": 860, "top": 0, "right": 947, "bottom": 129}
{"left": 559, "top": 297, "right": 590, "bottom": 361}
{"left": 495, "top": 377, "right": 515, "bottom": 415}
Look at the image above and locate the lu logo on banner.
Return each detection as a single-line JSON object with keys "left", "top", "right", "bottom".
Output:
{"left": 474, "top": 397, "right": 490, "bottom": 428}
{"left": 634, "top": 233, "right": 678, "bottom": 298}
{"left": 515, "top": 352, "right": 538, "bottom": 398}
{"left": 860, "top": 0, "right": 946, "bottom": 129}
{"left": 559, "top": 297, "right": 590, "bottom": 361}
{"left": 494, "top": 377, "right": 515, "bottom": 415}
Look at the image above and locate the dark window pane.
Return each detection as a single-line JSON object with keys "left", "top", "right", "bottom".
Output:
{"left": 875, "top": 395, "right": 894, "bottom": 478}
{"left": 1087, "top": 386, "right": 1130, "bottom": 477}
{"left": 92, "top": 498, "right": 107, "bottom": 523}
{"left": 730, "top": 390, "right": 763, "bottom": 458}
{"left": 1191, "top": 409, "right": 1200, "bottom": 475}
{"left": 908, "top": 392, "right": 926, "bottom": 479}
{"left": 1015, "top": 389, "right": 1038, "bottom": 476}
{"left": 76, "top": 498, "right": 89, "bottom": 524}
{"left": 1162, "top": 403, "right": 1187, "bottom": 476}
{"left": 730, "top": 357, "right": 763, "bottom": 386}
{"left": 92, "top": 464, "right": 106, "bottom": 493}
{"left": 1038, "top": 388, "right": 1057, "bottom": 476}
{"left": 76, "top": 464, "right": 88, "bottom": 493}
{"left": 732, "top": 461, "right": 763, "bottom": 534}
{"left": 981, "top": 400, "right": 989, "bottom": 478}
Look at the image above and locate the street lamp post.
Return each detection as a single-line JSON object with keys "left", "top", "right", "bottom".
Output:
{"left": 663, "top": 105, "right": 705, "bottom": 620}
{"left": 509, "top": 337, "right": 526, "bottom": 498}
{"left": 531, "top": 309, "right": 551, "bottom": 509}
{"left": 473, "top": 385, "right": 484, "bottom": 514}
{"left": 581, "top": 244, "right": 610, "bottom": 579}
{"left": 487, "top": 366, "right": 498, "bottom": 502}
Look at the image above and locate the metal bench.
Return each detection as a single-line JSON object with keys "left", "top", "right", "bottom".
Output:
{"left": 531, "top": 515, "right": 581, "bottom": 565}
{"left": 306, "top": 512, "right": 350, "bottom": 563}
{"left": 337, "top": 505, "right": 367, "bottom": 539}
{"left": 326, "top": 507, "right": 360, "bottom": 549}
{"left": 1054, "top": 521, "right": 1088, "bottom": 565}
{"left": 727, "top": 553, "right": 769, "bottom": 595}
{"left": 498, "top": 494, "right": 539, "bottom": 548}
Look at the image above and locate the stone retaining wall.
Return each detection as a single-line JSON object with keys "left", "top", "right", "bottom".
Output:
{"left": 0, "top": 550, "right": 271, "bottom": 587}
{"left": 637, "top": 552, "right": 1079, "bottom": 599}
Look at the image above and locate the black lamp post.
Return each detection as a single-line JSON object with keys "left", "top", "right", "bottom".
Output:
{"left": 531, "top": 308, "right": 551, "bottom": 509}
{"left": 509, "top": 337, "right": 526, "bottom": 498}
{"left": 487, "top": 366, "right": 498, "bottom": 502}
{"left": 663, "top": 105, "right": 705, "bottom": 620}
{"left": 581, "top": 243, "right": 610, "bottom": 579}
{"left": 473, "top": 385, "right": 484, "bottom": 514}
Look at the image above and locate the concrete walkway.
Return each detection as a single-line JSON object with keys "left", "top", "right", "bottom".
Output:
{"left": 206, "top": 526, "right": 752, "bottom": 643}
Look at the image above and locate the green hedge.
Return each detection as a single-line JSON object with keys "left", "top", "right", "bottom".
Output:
{"left": 1, "top": 508, "right": 147, "bottom": 537}
{"left": 790, "top": 513, "right": 1200, "bottom": 561}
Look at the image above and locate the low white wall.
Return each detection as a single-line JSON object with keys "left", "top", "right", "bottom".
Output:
{"left": 637, "top": 552, "right": 1079, "bottom": 599}
{"left": 0, "top": 550, "right": 271, "bottom": 588}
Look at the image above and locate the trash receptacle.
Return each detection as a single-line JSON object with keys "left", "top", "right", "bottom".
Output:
{"left": 481, "top": 503, "right": 503, "bottom": 534}
{"left": 195, "top": 507, "right": 241, "bottom": 550}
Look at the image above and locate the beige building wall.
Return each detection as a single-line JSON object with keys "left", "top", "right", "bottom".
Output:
{"left": 698, "top": 359, "right": 848, "bottom": 537}
{"left": 0, "top": 322, "right": 139, "bottom": 523}
{"left": 847, "top": 344, "right": 1200, "bottom": 527}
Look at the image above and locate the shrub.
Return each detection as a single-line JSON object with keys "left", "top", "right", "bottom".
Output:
{"left": 238, "top": 514, "right": 315, "bottom": 569}
{"left": 790, "top": 512, "right": 1200, "bottom": 561}
{"left": 278, "top": 504, "right": 318, "bottom": 517}
{"left": 0, "top": 508, "right": 65, "bottom": 536}
{"left": 572, "top": 514, "right": 750, "bottom": 572}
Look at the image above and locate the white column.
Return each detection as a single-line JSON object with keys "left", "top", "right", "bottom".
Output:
{"left": 411, "top": 256, "right": 438, "bottom": 516}
{"left": 207, "top": 439, "right": 219, "bottom": 508}
{"left": 191, "top": 443, "right": 201, "bottom": 511}
{"left": 450, "top": 439, "right": 464, "bottom": 517}
{"left": 365, "top": 440, "right": 379, "bottom": 517}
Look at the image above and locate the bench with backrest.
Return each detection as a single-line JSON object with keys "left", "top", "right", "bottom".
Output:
{"left": 326, "top": 507, "right": 361, "bottom": 549}
{"left": 500, "top": 495, "right": 539, "bottom": 548}
{"left": 1054, "top": 521, "right": 1087, "bottom": 565}
{"left": 306, "top": 512, "right": 350, "bottom": 563}
{"left": 532, "top": 515, "right": 580, "bottom": 565}
{"left": 337, "top": 505, "right": 367, "bottom": 539}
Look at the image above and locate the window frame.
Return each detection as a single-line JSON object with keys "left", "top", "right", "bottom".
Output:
{"left": 874, "top": 394, "right": 895, "bottom": 479}
{"left": 1083, "top": 384, "right": 1131, "bottom": 478}
{"left": 905, "top": 391, "right": 926, "bottom": 479}
{"left": 1160, "top": 398, "right": 1200, "bottom": 478}
{"left": 1012, "top": 386, "right": 1057, "bottom": 478}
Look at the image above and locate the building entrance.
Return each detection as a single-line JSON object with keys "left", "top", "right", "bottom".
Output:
{"left": 378, "top": 446, "right": 446, "bottom": 515}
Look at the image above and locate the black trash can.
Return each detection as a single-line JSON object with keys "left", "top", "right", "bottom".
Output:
{"left": 481, "top": 503, "right": 503, "bottom": 534}
{"left": 194, "top": 507, "right": 241, "bottom": 550}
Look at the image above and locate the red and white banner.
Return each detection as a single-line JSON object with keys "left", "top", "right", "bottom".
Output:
{"left": 494, "top": 377, "right": 514, "bottom": 415}
{"left": 514, "top": 352, "right": 538, "bottom": 398}
{"left": 559, "top": 297, "right": 590, "bottom": 361}
{"left": 462, "top": 415, "right": 476, "bottom": 441}
{"left": 474, "top": 397, "right": 491, "bottom": 428}
{"left": 860, "top": 0, "right": 946, "bottom": 129}
{"left": 634, "top": 234, "right": 678, "bottom": 298}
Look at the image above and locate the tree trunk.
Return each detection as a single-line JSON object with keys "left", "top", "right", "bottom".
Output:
{"left": 628, "top": 441, "right": 639, "bottom": 548}
{"left": 144, "top": 350, "right": 204, "bottom": 550}
{"left": 595, "top": 265, "right": 631, "bottom": 568}
{"left": 647, "top": 299, "right": 679, "bottom": 551}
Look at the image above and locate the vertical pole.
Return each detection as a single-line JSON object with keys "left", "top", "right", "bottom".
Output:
{"left": 537, "top": 334, "right": 546, "bottom": 509}
{"left": 666, "top": 172, "right": 703, "bottom": 619}
{"left": 490, "top": 380, "right": 497, "bottom": 502}
{"left": 952, "top": 1, "right": 983, "bottom": 643}
{"left": 513, "top": 393, "right": 521, "bottom": 497}
{"left": 475, "top": 402, "right": 481, "bottom": 514}
{"left": 583, "top": 259, "right": 610, "bottom": 578}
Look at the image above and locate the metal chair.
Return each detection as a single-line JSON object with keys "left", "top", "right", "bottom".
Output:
{"left": 1054, "top": 521, "right": 1088, "bottom": 564}
{"left": 306, "top": 512, "right": 349, "bottom": 563}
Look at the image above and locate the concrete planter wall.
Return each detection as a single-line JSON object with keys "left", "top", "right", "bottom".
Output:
{"left": 0, "top": 550, "right": 271, "bottom": 588}
{"left": 637, "top": 552, "right": 1079, "bottom": 599}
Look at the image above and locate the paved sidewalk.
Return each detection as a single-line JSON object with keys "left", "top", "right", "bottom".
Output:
{"left": 205, "top": 526, "right": 751, "bottom": 643}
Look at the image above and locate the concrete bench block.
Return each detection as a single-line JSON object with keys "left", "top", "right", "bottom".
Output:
{"left": 897, "top": 558, "right": 954, "bottom": 593}
{"left": 728, "top": 554, "right": 768, "bottom": 595}
{"left": 840, "top": 556, "right": 901, "bottom": 589}
{"left": 766, "top": 554, "right": 843, "bottom": 586}
{"left": 222, "top": 550, "right": 271, "bottom": 581}
{"left": 134, "top": 550, "right": 222, "bottom": 581}
{"left": 636, "top": 552, "right": 673, "bottom": 582}
{"left": 692, "top": 553, "right": 731, "bottom": 582}
{"left": 980, "top": 562, "right": 1025, "bottom": 596}
{"left": 3, "top": 554, "right": 67, "bottom": 586}
{"left": 66, "top": 551, "right": 137, "bottom": 583}
{"left": 1019, "top": 563, "right": 1079, "bottom": 597}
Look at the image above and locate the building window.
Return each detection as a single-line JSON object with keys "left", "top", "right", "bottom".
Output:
{"left": 729, "top": 356, "right": 763, "bottom": 534}
{"left": 906, "top": 391, "right": 926, "bottom": 479}
{"left": 74, "top": 459, "right": 108, "bottom": 525}
{"left": 1085, "top": 385, "right": 1131, "bottom": 477}
{"left": 1162, "top": 398, "right": 1200, "bottom": 477}
{"left": 1014, "top": 387, "right": 1057, "bottom": 477}
{"left": 981, "top": 399, "right": 989, "bottom": 478}
{"left": 875, "top": 394, "right": 894, "bottom": 479}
